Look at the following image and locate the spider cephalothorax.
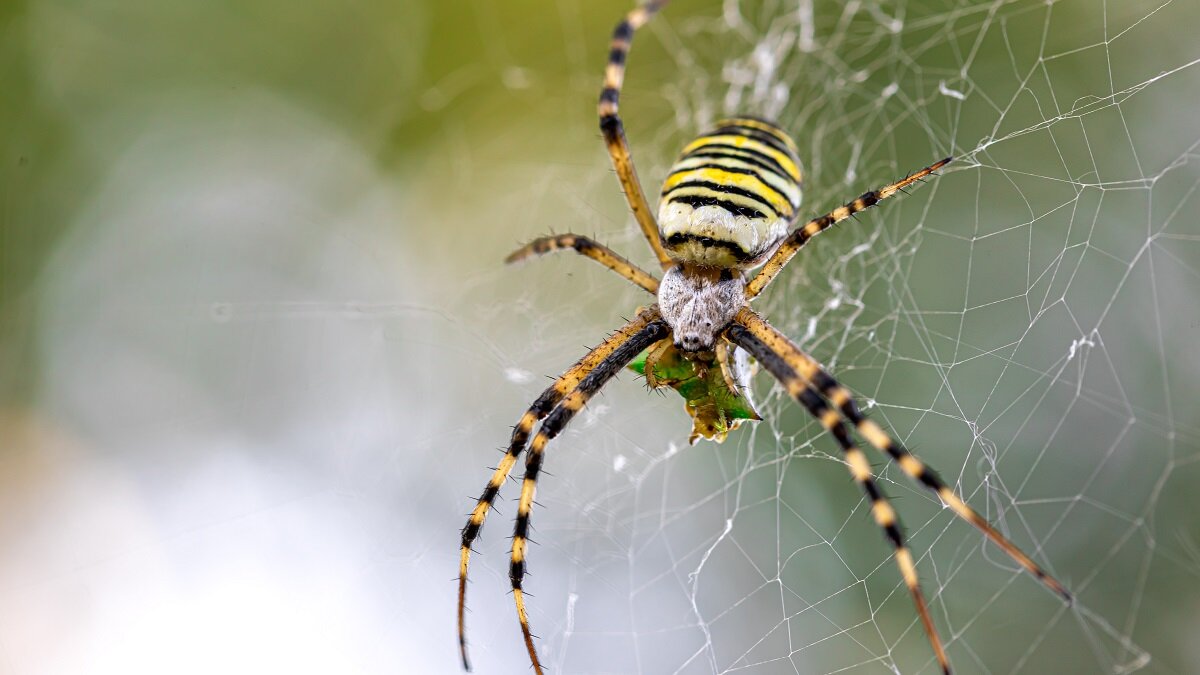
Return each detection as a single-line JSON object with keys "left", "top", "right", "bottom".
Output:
{"left": 456, "top": 2, "right": 1072, "bottom": 674}
{"left": 657, "top": 264, "right": 744, "bottom": 351}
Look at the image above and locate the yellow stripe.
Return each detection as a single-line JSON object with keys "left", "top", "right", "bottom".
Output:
{"left": 894, "top": 547, "right": 920, "bottom": 588}
{"left": 828, "top": 387, "right": 850, "bottom": 407}
{"left": 518, "top": 477, "right": 537, "bottom": 513}
{"left": 681, "top": 134, "right": 802, "bottom": 181}
{"left": 846, "top": 448, "right": 873, "bottom": 482}
{"left": 512, "top": 535, "right": 526, "bottom": 562}
{"left": 859, "top": 420, "right": 892, "bottom": 450}
{"left": 898, "top": 454, "right": 924, "bottom": 477}
{"left": 872, "top": 500, "right": 897, "bottom": 526}
{"left": 938, "top": 487, "right": 974, "bottom": 521}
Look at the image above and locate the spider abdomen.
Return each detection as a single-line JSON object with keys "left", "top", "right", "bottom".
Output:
{"left": 659, "top": 117, "right": 803, "bottom": 269}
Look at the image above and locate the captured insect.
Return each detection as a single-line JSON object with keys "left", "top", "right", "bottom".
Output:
{"left": 457, "top": 1, "right": 1072, "bottom": 673}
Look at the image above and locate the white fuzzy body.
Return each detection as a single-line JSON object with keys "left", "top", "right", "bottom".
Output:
{"left": 658, "top": 266, "right": 746, "bottom": 352}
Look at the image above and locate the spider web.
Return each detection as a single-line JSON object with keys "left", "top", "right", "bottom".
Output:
{"left": 450, "top": 1, "right": 1200, "bottom": 674}
{"left": 5, "top": 0, "right": 1198, "bottom": 674}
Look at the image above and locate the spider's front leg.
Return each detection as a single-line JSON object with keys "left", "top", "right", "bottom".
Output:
{"left": 727, "top": 320, "right": 953, "bottom": 673}
{"left": 734, "top": 308, "right": 1073, "bottom": 604}
{"left": 458, "top": 308, "right": 663, "bottom": 671}
{"left": 746, "top": 157, "right": 952, "bottom": 299}
{"left": 508, "top": 317, "right": 670, "bottom": 675}
{"left": 505, "top": 234, "right": 660, "bottom": 294}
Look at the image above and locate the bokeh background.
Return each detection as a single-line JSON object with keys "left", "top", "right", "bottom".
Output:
{"left": 2, "top": 0, "right": 1198, "bottom": 673}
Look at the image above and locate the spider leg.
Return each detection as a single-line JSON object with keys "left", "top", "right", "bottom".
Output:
{"left": 505, "top": 234, "right": 660, "bottom": 294}
{"left": 733, "top": 309, "right": 1073, "bottom": 603}
{"left": 745, "top": 157, "right": 952, "bottom": 299}
{"left": 511, "top": 317, "right": 670, "bottom": 675}
{"left": 818, "top": 375, "right": 1074, "bottom": 602}
{"left": 714, "top": 339, "right": 740, "bottom": 395}
{"left": 458, "top": 308, "right": 663, "bottom": 670}
{"left": 641, "top": 337, "right": 675, "bottom": 389}
{"left": 599, "top": 0, "right": 674, "bottom": 271}
{"left": 727, "top": 321, "right": 952, "bottom": 675}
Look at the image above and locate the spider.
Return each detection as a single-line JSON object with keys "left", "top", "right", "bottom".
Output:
{"left": 457, "top": 2, "right": 1072, "bottom": 673}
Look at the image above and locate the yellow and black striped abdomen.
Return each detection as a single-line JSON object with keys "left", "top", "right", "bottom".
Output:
{"left": 658, "top": 117, "right": 803, "bottom": 269}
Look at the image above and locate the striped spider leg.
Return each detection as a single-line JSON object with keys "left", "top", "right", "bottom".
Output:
{"left": 505, "top": 234, "right": 660, "bottom": 295}
{"left": 508, "top": 315, "right": 670, "bottom": 675}
{"left": 457, "top": 308, "right": 664, "bottom": 670}
{"left": 598, "top": 0, "right": 674, "bottom": 271}
{"left": 746, "top": 156, "right": 951, "bottom": 299}
{"left": 728, "top": 309, "right": 1072, "bottom": 674}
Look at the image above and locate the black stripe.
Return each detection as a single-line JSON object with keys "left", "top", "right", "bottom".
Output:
{"left": 525, "top": 447, "right": 544, "bottom": 481}
{"left": 461, "top": 521, "right": 480, "bottom": 544}
{"left": 862, "top": 477, "right": 883, "bottom": 502}
{"left": 859, "top": 191, "right": 879, "bottom": 208}
{"left": 513, "top": 513, "right": 530, "bottom": 540}
{"left": 536, "top": 321, "right": 669, "bottom": 441}
{"left": 710, "top": 125, "right": 795, "bottom": 158}
{"left": 599, "top": 114, "right": 622, "bottom": 137}
{"left": 779, "top": 214, "right": 833, "bottom": 251}
{"left": 664, "top": 232, "right": 754, "bottom": 262}
{"left": 916, "top": 467, "right": 944, "bottom": 490}
{"left": 665, "top": 193, "right": 766, "bottom": 221}
{"left": 608, "top": 46, "right": 627, "bottom": 66}
{"left": 668, "top": 163, "right": 797, "bottom": 212}
{"left": 509, "top": 559, "right": 525, "bottom": 587}
{"left": 812, "top": 371, "right": 840, "bottom": 399}
{"left": 599, "top": 86, "right": 619, "bottom": 105}
{"left": 612, "top": 20, "right": 632, "bottom": 41}
{"left": 663, "top": 180, "right": 777, "bottom": 218}
{"left": 684, "top": 143, "right": 793, "bottom": 181}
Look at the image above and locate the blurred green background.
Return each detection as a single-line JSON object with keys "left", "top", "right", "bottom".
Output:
{"left": 2, "top": 0, "right": 1199, "bottom": 673}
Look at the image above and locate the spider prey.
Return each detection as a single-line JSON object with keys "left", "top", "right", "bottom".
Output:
{"left": 457, "top": 1, "right": 1072, "bottom": 673}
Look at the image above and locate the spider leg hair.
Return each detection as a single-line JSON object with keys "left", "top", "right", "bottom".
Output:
{"left": 505, "top": 234, "right": 660, "bottom": 294}
{"left": 727, "top": 320, "right": 953, "bottom": 675}
{"left": 746, "top": 156, "right": 952, "bottom": 299}
{"left": 598, "top": 0, "right": 674, "bottom": 270}
{"left": 457, "top": 307, "right": 664, "bottom": 671}
{"left": 510, "top": 316, "right": 671, "bottom": 675}
{"left": 733, "top": 309, "right": 1072, "bottom": 604}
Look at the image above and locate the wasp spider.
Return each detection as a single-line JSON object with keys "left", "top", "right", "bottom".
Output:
{"left": 457, "top": 1, "right": 1072, "bottom": 673}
